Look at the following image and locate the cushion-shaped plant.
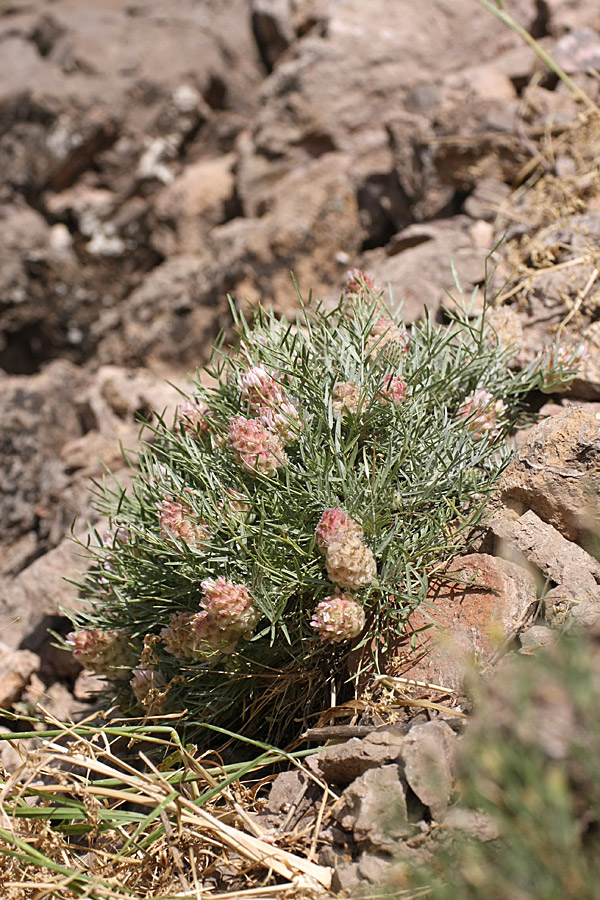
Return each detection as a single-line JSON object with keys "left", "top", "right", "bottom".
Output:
{"left": 66, "top": 277, "right": 576, "bottom": 744}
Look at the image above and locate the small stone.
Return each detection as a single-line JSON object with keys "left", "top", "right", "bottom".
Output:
{"left": 0, "top": 643, "right": 40, "bottom": 708}
{"left": 358, "top": 851, "right": 394, "bottom": 884}
{"left": 316, "top": 727, "right": 405, "bottom": 785}
{"left": 331, "top": 862, "right": 361, "bottom": 894}
{"left": 335, "top": 765, "right": 411, "bottom": 850}
{"left": 401, "top": 721, "right": 457, "bottom": 820}
{"left": 519, "top": 625, "right": 557, "bottom": 654}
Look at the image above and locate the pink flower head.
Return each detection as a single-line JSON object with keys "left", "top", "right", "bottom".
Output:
{"left": 228, "top": 416, "right": 287, "bottom": 474}
{"left": 457, "top": 389, "right": 506, "bottom": 440}
{"left": 366, "top": 317, "right": 411, "bottom": 357}
{"left": 378, "top": 375, "right": 407, "bottom": 404}
{"left": 240, "top": 366, "right": 285, "bottom": 411}
{"left": 161, "top": 612, "right": 203, "bottom": 658}
{"left": 257, "top": 399, "right": 301, "bottom": 441}
{"left": 200, "top": 576, "right": 255, "bottom": 628}
{"left": 66, "top": 629, "right": 133, "bottom": 679}
{"left": 347, "top": 269, "right": 375, "bottom": 294}
{"left": 158, "top": 497, "right": 209, "bottom": 546}
{"left": 310, "top": 593, "right": 366, "bottom": 642}
{"left": 175, "top": 401, "right": 210, "bottom": 438}
{"left": 315, "top": 508, "right": 363, "bottom": 553}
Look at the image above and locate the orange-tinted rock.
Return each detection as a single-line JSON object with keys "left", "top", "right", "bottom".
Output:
{"left": 394, "top": 553, "right": 538, "bottom": 692}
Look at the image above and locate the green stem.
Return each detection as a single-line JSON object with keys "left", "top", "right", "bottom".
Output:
{"left": 474, "top": 0, "right": 600, "bottom": 116}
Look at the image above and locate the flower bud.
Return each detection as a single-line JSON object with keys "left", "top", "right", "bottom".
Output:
{"left": 175, "top": 401, "right": 210, "bottom": 438}
{"left": 310, "top": 593, "right": 366, "bottom": 642}
{"left": 130, "top": 667, "right": 166, "bottom": 708}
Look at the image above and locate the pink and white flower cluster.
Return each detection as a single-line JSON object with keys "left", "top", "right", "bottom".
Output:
{"left": 316, "top": 508, "right": 377, "bottom": 591}
{"left": 161, "top": 577, "right": 258, "bottom": 657}
{"left": 229, "top": 365, "right": 301, "bottom": 473}
{"left": 366, "top": 316, "right": 410, "bottom": 359}
{"left": 310, "top": 593, "right": 365, "bottom": 642}
{"left": 158, "top": 497, "right": 209, "bottom": 546}
{"left": 66, "top": 628, "right": 133, "bottom": 679}
{"left": 228, "top": 416, "right": 288, "bottom": 474}
{"left": 456, "top": 388, "right": 506, "bottom": 440}
{"left": 378, "top": 374, "right": 407, "bottom": 405}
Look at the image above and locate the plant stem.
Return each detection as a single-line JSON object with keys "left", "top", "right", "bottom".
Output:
{"left": 474, "top": 0, "right": 600, "bottom": 117}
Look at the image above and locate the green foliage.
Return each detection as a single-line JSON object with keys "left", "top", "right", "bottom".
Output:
{"left": 66, "top": 281, "right": 565, "bottom": 743}
{"left": 406, "top": 629, "right": 600, "bottom": 900}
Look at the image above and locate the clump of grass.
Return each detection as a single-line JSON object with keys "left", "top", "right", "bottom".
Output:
{"left": 0, "top": 712, "right": 333, "bottom": 899}
{"left": 64, "top": 277, "right": 577, "bottom": 745}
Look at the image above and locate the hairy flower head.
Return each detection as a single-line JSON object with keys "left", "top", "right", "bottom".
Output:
{"left": 332, "top": 381, "right": 361, "bottom": 417}
{"left": 366, "top": 316, "right": 411, "bottom": 360}
{"left": 325, "top": 533, "right": 377, "bottom": 590}
{"left": 200, "top": 577, "right": 257, "bottom": 631}
{"left": 228, "top": 416, "right": 287, "bottom": 473}
{"left": 316, "top": 508, "right": 363, "bottom": 553}
{"left": 378, "top": 374, "right": 407, "bottom": 404}
{"left": 66, "top": 629, "right": 133, "bottom": 680}
{"left": 310, "top": 593, "right": 366, "bottom": 642}
{"left": 240, "top": 365, "right": 285, "bottom": 411}
{"left": 158, "top": 497, "right": 209, "bottom": 546}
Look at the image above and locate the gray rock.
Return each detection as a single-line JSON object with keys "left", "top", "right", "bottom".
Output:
{"left": 401, "top": 721, "right": 457, "bottom": 820}
{"left": 497, "top": 408, "right": 600, "bottom": 549}
{"left": 519, "top": 625, "right": 557, "bottom": 654}
{"left": 335, "top": 765, "right": 411, "bottom": 850}
{"left": 490, "top": 508, "right": 600, "bottom": 607}
{"left": 331, "top": 861, "right": 361, "bottom": 894}
{"left": 316, "top": 727, "right": 405, "bottom": 785}
{"left": 358, "top": 851, "right": 394, "bottom": 884}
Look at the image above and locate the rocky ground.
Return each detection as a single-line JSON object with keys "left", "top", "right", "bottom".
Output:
{"left": 2, "top": 0, "right": 600, "bottom": 895}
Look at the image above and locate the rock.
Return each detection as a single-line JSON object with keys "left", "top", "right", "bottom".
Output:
{"left": 358, "top": 851, "right": 395, "bottom": 884}
{"left": 152, "top": 154, "right": 237, "bottom": 256}
{"left": 362, "top": 217, "right": 490, "bottom": 322}
{"left": 0, "top": 0, "right": 263, "bottom": 369}
{"left": 497, "top": 408, "right": 600, "bottom": 549}
{"left": 519, "top": 625, "right": 557, "bottom": 654}
{"left": 335, "top": 765, "right": 411, "bottom": 850}
{"left": 264, "top": 770, "right": 305, "bottom": 815}
{"left": 570, "top": 321, "right": 600, "bottom": 401}
{"left": 401, "top": 721, "right": 457, "bottom": 820}
{"left": 562, "top": 598, "right": 600, "bottom": 633}
{"left": 0, "top": 536, "right": 90, "bottom": 651}
{"left": 490, "top": 508, "right": 600, "bottom": 611}
{"left": 396, "top": 554, "right": 538, "bottom": 691}
{"left": 0, "top": 360, "right": 85, "bottom": 548}
{"left": 330, "top": 861, "right": 361, "bottom": 894}
{"left": 553, "top": 28, "right": 600, "bottom": 74}
{"left": 251, "top": 0, "right": 296, "bottom": 70}
{"left": 0, "top": 726, "right": 36, "bottom": 774}
{"left": 237, "top": 0, "right": 538, "bottom": 211}
{"left": 443, "top": 807, "right": 500, "bottom": 842}
{"left": 22, "top": 674, "right": 92, "bottom": 723}
{"left": 0, "top": 643, "right": 40, "bottom": 708}
{"left": 315, "top": 726, "right": 405, "bottom": 785}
